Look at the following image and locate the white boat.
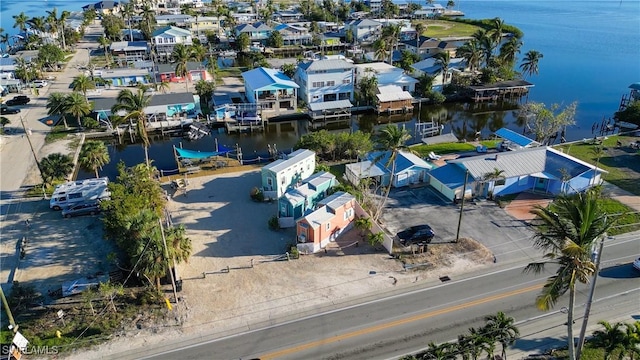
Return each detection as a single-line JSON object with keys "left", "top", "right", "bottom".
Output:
{"left": 233, "top": 112, "right": 262, "bottom": 124}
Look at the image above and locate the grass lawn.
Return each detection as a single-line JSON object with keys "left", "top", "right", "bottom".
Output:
{"left": 417, "top": 20, "right": 482, "bottom": 38}
{"left": 410, "top": 142, "right": 477, "bottom": 157}
{"left": 555, "top": 135, "right": 640, "bottom": 195}
{"left": 598, "top": 197, "right": 640, "bottom": 235}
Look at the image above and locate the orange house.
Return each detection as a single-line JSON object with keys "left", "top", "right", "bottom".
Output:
{"left": 296, "top": 191, "right": 356, "bottom": 254}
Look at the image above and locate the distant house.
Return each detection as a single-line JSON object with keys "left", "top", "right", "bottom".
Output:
{"left": 188, "top": 16, "right": 222, "bottom": 42}
{"left": 272, "top": 23, "right": 311, "bottom": 45}
{"left": 295, "top": 58, "right": 355, "bottom": 105}
{"left": 94, "top": 68, "right": 151, "bottom": 87}
{"left": 156, "top": 61, "right": 209, "bottom": 83}
{"left": 413, "top": 4, "right": 446, "bottom": 19}
{"left": 261, "top": 149, "right": 316, "bottom": 199}
{"left": 273, "top": 10, "right": 305, "bottom": 23}
{"left": 152, "top": 26, "right": 193, "bottom": 56}
{"left": 354, "top": 62, "right": 419, "bottom": 93}
{"left": 296, "top": 191, "right": 357, "bottom": 254}
{"left": 428, "top": 147, "right": 608, "bottom": 202}
{"left": 344, "top": 19, "right": 382, "bottom": 42}
{"left": 110, "top": 41, "right": 150, "bottom": 63}
{"left": 411, "top": 57, "right": 467, "bottom": 88}
{"left": 155, "top": 14, "right": 194, "bottom": 28}
{"left": 278, "top": 171, "right": 337, "bottom": 228}
{"left": 82, "top": 1, "right": 121, "bottom": 15}
{"left": 345, "top": 150, "right": 434, "bottom": 187}
{"left": 235, "top": 22, "right": 273, "bottom": 44}
{"left": 242, "top": 67, "right": 299, "bottom": 111}
{"left": 401, "top": 36, "right": 457, "bottom": 60}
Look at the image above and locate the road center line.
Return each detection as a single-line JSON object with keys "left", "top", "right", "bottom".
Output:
{"left": 260, "top": 283, "right": 543, "bottom": 360}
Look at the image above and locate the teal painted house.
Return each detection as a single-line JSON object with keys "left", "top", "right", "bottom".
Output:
{"left": 242, "top": 67, "right": 299, "bottom": 111}
{"left": 278, "top": 171, "right": 337, "bottom": 228}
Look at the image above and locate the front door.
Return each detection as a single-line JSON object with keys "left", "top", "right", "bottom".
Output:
{"left": 535, "top": 177, "right": 548, "bottom": 192}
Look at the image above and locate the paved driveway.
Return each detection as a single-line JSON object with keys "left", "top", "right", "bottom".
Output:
{"left": 380, "top": 186, "right": 537, "bottom": 263}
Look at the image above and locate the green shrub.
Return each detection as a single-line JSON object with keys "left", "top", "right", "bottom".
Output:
{"left": 268, "top": 215, "right": 280, "bottom": 230}
{"left": 250, "top": 187, "right": 264, "bottom": 202}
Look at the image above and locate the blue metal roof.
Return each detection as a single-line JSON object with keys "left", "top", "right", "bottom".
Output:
{"left": 494, "top": 128, "right": 537, "bottom": 147}
{"left": 242, "top": 67, "right": 299, "bottom": 91}
{"left": 428, "top": 164, "right": 467, "bottom": 189}
{"left": 366, "top": 150, "right": 432, "bottom": 174}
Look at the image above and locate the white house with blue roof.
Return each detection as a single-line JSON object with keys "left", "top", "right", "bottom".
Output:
{"left": 242, "top": 67, "right": 299, "bottom": 111}
{"left": 152, "top": 26, "right": 193, "bottom": 56}
{"left": 261, "top": 149, "right": 316, "bottom": 199}
{"left": 345, "top": 150, "right": 434, "bottom": 188}
{"left": 428, "top": 146, "right": 607, "bottom": 202}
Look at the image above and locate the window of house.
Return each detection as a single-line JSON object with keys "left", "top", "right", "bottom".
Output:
{"left": 496, "top": 178, "right": 506, "bottom": 186}
{"left": 267, "top": 178, "right": 273, "bottom": 186}
{"left": 342, "top": 79, "right": 351, "bottom": 84}
{"left": 326, "top": 223, "right": 330, "bottom": 231}
{"left": 326, "top": 81, "right": 335, "bottom": 86}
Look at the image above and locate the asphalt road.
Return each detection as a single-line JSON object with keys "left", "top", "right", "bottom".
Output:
{"left": 118, "top": 231, "right": 639, "bottom": 360}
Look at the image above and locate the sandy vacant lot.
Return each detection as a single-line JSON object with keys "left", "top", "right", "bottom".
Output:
{"left": 63, "top": 170, "right": 494, "bottom": 360}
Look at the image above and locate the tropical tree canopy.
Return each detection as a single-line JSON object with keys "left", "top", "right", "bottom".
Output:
{"left": 517, "top": 101, "right": 577, "bottom": 145}
{"left": 79, "top": 140, "right": 111, "bottom": 178}
{"left": 40, "top": 153, "right": 73, "bottom": 184}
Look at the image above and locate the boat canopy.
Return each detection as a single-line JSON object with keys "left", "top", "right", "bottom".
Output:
{"left": 175, "top": 145, "right": 233, "bottom": 159}
{"left": 629, "top": 82, "right": 640, "bottom": 91}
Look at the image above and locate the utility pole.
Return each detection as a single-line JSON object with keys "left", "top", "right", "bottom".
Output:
{"left": 159, "top": 218, "right": 179, "bottom": 304}
{"left": 575, "top": 234, "right": 611, "bottom": 359}
{"left": 0, "top": 285, "right": 18, "bottom": 333}
{"left": 20, "top": 116, "right": 47, "bottom": 197}
{"left": 455, "top": 170, "right": 469, "bottom": 242}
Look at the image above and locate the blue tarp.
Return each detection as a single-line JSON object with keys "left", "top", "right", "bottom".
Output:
{"left": 175, "top": 145, "right": 233, "bottom": 159}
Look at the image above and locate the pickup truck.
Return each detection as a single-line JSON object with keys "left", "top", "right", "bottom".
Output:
{"left": 6, "top": 95, "right": 30, "bottom": 106}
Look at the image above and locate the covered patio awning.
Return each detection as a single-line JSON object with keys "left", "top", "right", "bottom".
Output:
{"left": 495, "top": 127, "right": 540, "bottom": 148}
{"left": 346, "top": 161, "right": 386, "bottom": 179}
{"left": 309, "top": 100, "right": 353, "bottom": 112}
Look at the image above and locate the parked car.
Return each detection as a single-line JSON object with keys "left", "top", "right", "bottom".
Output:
{"left": 6, "top": 95, "right": 30, "bottom": 106}
{"left": 0, "top": 104, "right": 20, "bottom": 114}
{"left": 61, "top": 202, "right": 101, "bottom": 218}
{"left": 633, "top": 257, "right": 640, "bottom": 271}
{"left": 32, "top": 80, "right": 48, "bottom": 88}
{"left": 396, "top": 224, "right": 435, "bottom": 245}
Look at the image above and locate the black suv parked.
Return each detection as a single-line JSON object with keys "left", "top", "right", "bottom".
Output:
{"left": 396, "top": 224, "right": 435, "bottom": 245}
{"left": 6, "top": 95, "right": 30, "bottom": 106}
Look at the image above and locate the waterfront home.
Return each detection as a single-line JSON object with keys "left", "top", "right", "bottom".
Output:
{"left": 157, "top": 62, "right": 209, "bottom": 83}
{"left": 261, "top": 149, "right": 316, "bottom": 199}
{"left": 188, "top": 16, "right": 223, "bottom": 42}
{"left": 272, "top": 23, "right": 312, "bottom": 46}
{"left": 412, "top": 4, "right": 446, "bottom": 19}
{"left": 375, "top": 85, "right": 414, "bottom": 114}
{"left": 95, "top": 68, "right": 151, "bottom": 87}
{"left": 401, "top": 36, "right": 457, "bottom": 60}
{"left": 91, "top": 92, "right": 198, "bottom": 127}
{"left": 242, "top": 67, "right": 299, "bottom": 111}
{"left": 345, "top": 150, "right": 434, "bottom": 187}
{"left": 155, "top": 14, "right": 194, "bottom": 28}
{"left": 82, "top": 1, "right": 121, "bottom": 15}
{"left": 273, "top": 10, "right": 305, "bottom": 23}
{"left": 411, "top": 57, "right": 467, "bottom": 88}
{"left": 428, "top": 147, "right": 607, "bottom": 202}
{"left": 344, "top": 19, "right": 383, "bottom": 43}
{"left": 294, "top": 58, "right": 355, "bottom": 105}
{"left": 296, "top": 191, "right": 356, "bottom": 254}
{"left": 278, "top": 171, "right": 337, "bottom": 228}
{"left": 235, "top": 22, "right": 273, "bottom": 44}
{"left": 152, "top": 26, "right": 193, "bottom": 57}
{"left": 354, "top": 62, "right": 419, "bottom": 92}
{"left": 110, "top": 41, "right": 150, "bottom": 63}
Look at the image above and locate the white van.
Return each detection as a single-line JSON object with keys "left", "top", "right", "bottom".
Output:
{"left": 50, "top": 184, "right": 111, "bottom": 210}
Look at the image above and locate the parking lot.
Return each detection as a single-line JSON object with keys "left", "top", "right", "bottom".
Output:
{"left": 380, "top": 185, "right": 536, "bottom": 263}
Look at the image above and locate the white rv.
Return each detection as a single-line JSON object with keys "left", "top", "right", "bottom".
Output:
{"left": 50, "top": 181, "right": 111, "bottom": 210}
{"left": 52, "top": 177, "right": 109, "bottom": 196}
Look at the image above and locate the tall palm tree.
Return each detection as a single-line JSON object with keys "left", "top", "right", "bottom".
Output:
{"left": 154, "top": 81, "right": 170, "bottom": 94}
{"left": 434, "top": 51, "right": 451, "bottom": 86}
{"left": 489, "top": 17, "right": 505, "bottom": 53}
{"left": 172, "top": 44, "right": 195, "bottom": 93}
{"left": 591, "top": 321, "right": 626, "bottom": 360}
{"left": 414, "top": 22, "right": 425, "bottom": 51}
{"left": 46, "top": 92, "right": 70, "bottom": 129}
{"left": 0, "top": 33, "right": 10, "bottom": 53}
{"left": 372, "top": 124, "right": 412, "bottom": 220}
{"left": 457, "top": 39, "right": 482, "bottom": 72}
{"left": 140, "top": 4, "right": 156, "bottom": 40}
{"left": 472, "top": 29, "right": 494, "bottom": 67}
{"left": 520, "top": 50, "right": 544, "bottom": 78}
{"left": 373, "top": 38, "right": 388, "bottom": 62}
{"left": 112, "top": 89, "right": 153, "bottom": 165}
{"left": 71, "top": 74, "right": 96, "bottom": 100}
{"left": 98, "top": 35, "right": 112, "bottom": 66}
{"left": 499, "top": 37, "right": 523, "bottom": 66}
{"left": 482, "top": 167, "right": 505, "bottom": 198}
{"left": 382, "top": 23, "right": 402, "bottom": 65}
{"left": 13, "top": 12, "right": 29, "bottom": 32}
{"left": 484, "top": 311, "right": 519, "bottom": 360}
{"left": 79, "top": 140, "right": 111, "bottom": 178}
{"left": 523, "top": 189, "right": 613, "bottom": 360}
{"left": 65, "top": 92, "right": 93, "bottom": 128}
{"left": 121, "top": 2, "right": 136, "bottom": 41}
{"left": 27, "top": 17, "right": 47, "bottom": 36}
{"left": 58, "top": 10, "right": 71, "bottom": 50}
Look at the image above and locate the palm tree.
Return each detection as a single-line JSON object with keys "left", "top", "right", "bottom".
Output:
{"left": 13, "top": 12, "right": 29, "bottom": 32}
{"left": 414, "top": 22, "right": 425, "bottom": 51}
{"left": 434, "top": 51, "right": 451, "bottom": 86}
{"left": 482, "top": 167, "right": 505, "bottom": 199}
{"left": 372, "top": 125, "right": 412, "bottom": 220}
{"left": 46, "top": 92, "right": 70, "bottom": 129}
{"left": 65, "top": 92, "right": 93, "bottom": 128}
{"left": 373, "top": 38, "right": 388, "bottom": 62}
{"left": 40, "top": 153, "right": 74, "bottom": 185}
{"left": 354, "top": 216, "right": 372, "bottom": 240}
{"left": 520, "top": 50, "right": 544, "bottom": 78}
{"left": 172, "top": 44, "right": 195, "bottom": 93}
{"left": 621, "top": 321, "right": 640, "bottom": 360}
{"left": 499, "top": 37, "right": 523, "bottom": 66}
{"left": 472, "top": 29, "right": 494, "bottom": 67}
{"left": 140, "top": 5, "right": 156, "bottom": 40}
{"left": 489, "top": 17, "right": 505, "bottom": 53}
{"left": 27, "top": 16, "right": 47, "bottom": 36}
{"left": 382, "top": 23, "right": 402, "bottom": 65}
{"left": 71, "top": 74, "right": 96, "bottom": 100}
{"left": 121, "top": 2, "right": 135, "bottom": 41}
{"left": 457, "top": 39, "right": 482, "bottom": 72}
{"left": 79, "top": 140, "right": 111, "bottom": 178}
{"left": 0, "top": 33, "right": 10, "bottom": 53}
{"left": 154, "top": 81, "right": 170, "bottom": 94}
{"left": 58, "top": 10, "right": 71, "bottom": 50}
{"left": 98, "top": 35, "right": 112, "bottom": 66}
{"left": 468, "top": 327, "right": 490, "bottom": 360}
{"left": 523, "top": 189, "right": 613, "bottom": 360}
{"left": 484, "top": 311, "right": 519, "bottom": 360}
{"left": 112, "top": 89, "right": 153, "bottom": 165}
{"left": 591, "top": 321, "right": 626, "bottom": 360}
